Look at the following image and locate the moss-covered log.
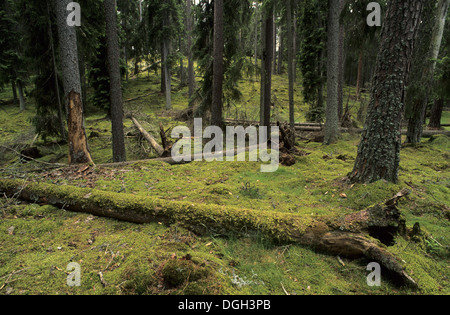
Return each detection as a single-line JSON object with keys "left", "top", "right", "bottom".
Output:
{"left": 0, "top": 179, "right": 416, "bottom": 287}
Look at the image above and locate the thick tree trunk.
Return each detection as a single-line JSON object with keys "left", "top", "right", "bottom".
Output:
{"left": 104, "top": 0, "right": 127, "bottom": 163}
{"left": 211, "top": 0, "right": 224, "bottom": 128}
{"left": 349, "top": 0, "right": 425, "bottom": 184}
{"left": 324, "top": 0, "right": 340, "bottom": 145}
{"left": 0, "top": 179, "right": 417, "bottom": 287}
{"left": 54, "top": 0, "right": 93, "bottom": 165}
{"left": 260, "top": 7, "right": 274, "bottom": 127}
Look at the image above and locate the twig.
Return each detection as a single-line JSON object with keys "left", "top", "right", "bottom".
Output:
{"left": 280, "top": 282, "right": 290, "bottom": 295}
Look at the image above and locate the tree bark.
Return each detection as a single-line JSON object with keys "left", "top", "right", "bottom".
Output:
{"left": 355, "top": 48, "right": 363, "bottom": 101}
{"left": 260, "top": 6, "right": 274, "bottom": 127}
{"left": 337, "top": 0, "right": 345, "bottom": 121}
{"left": 47, "top": 8, "right": 66, "bottom": 141}
{"left": 11, "top": 81, "right": 17, "bottom": 105}
{"left": 186, "top": 0, "right": 196, "bottom": 100}
{"left": 0, "top": 179, "right": 418, "bottom": 287}
{"left": 163, "top": 38, "right": 172, "bottom": 110}
{"left": 211, "top": 0, "right": 224, "bottom": 128}
{"left": 54, "top": 0, "right": 93, "bottom": 165}
{"left": 406, "top": 0, "right": 450, "bottom": 144}
{"left": 286, "top": 0, "right": 295, "bottom": 139}
{"left": 17, "top": 80, "right": 26, "bottom": 112}
{"left": 104, "top": 0, "right": 127, "bottom": 163}
{"left": 428, "top": 98, "right": 444, "bottom": 129}
{"left": 324, "top": 0, "right": 340, "bottom": 145}
{"left": 349, "top": 0, "right": 425, "bottom": 184}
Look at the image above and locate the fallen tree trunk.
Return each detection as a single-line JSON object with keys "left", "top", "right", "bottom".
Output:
{"left": 0, "top": 179, "right": 416, "bottom": 287}
{"left": 129, "top": 115, "right": 165, "bottom": 157}
{"left": 224, "top": 119, "right": 450, "bottom": 137}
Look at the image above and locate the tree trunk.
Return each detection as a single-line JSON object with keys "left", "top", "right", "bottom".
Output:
{"left": 406, "top": 0, "right": 450, "bottom": 144}
{"left": 11, "top": 81, "right": 17, "bottom": 105}
{"left": 186, "top": 0, "right": 195, "bottom": 100}
{"left": 260, "top": 6, "right": 274, "bottom": 127}
{"left": 0, "top": 179, "right": 418, "bottom": 288}
{"left": 48, "top": 9, "right": 66, "bottom": 140}
{"left": 104, "top": 0, "right": 127, "bottom": 163}
{"left": 163, "top": 38, "right": 172, "bottom": 110}
{"left": 428, "top": 98, "right": 444, "bottom": 129}
{"left": 17, "top": 80, "right": 26, "bottom": 112}
{"left": 349, "top": 0, "right": 425, "bottom": 184}
{"left": 324, "top": 0, "right": 340, "bottom": 145}
{"left": 54, "top": 0, "right": 93, "bottom": 165}
{"left": 355, "top": 48, "right": 363, "bottom": 100}
{"left": 277, "top": 30, "right": 283, "bottom": 75}
{"left": 211, "top": 0, "right": 224, "bottom": 128}
{"left": 273, "top": 14, "right": 277, "bottom": 74}
{"left": 286, "top": 0, "right": 295, "bottom": 138}
{"left": 129, "top": 115, "right": 165, "bottom": 157}
{"left": 337, "top": 0, "right": 345, "bottom": 121}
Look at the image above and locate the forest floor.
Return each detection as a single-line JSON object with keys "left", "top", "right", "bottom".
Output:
{"left": 0, "top": 69, "right": 449, "bottom": 295}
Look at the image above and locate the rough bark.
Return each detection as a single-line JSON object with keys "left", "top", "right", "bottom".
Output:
{"left": 349, "top": 0, "right": 425, "bottom": 184}
{"left": 54, "top": 0, "right": 93, "bottom": 165}
{"left": 211, "top": 0, "right": 224, "bottom": 128}
{"left": 104, "top": 0, "right": 127, "bottom": 163}
{"left": 324, "top": 0, "right": 340, "bottom": 145}
{"left": 0, "top": 179, "right": 417, "bottom": 287}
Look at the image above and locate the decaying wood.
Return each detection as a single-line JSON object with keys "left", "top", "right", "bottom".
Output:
{"left": 67, "top": 91, "right": 94, "bottom": 165}
{"left": 0, "top": 179, "right": 417, "bottom": 287}
{"left": 129, "top": 115, "right": 165, "bottom": 157}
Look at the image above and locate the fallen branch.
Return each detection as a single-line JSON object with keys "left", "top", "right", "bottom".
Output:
{"left": 0, "top": 179, "right": 417, "bottom": 288}
{"left": 129, "top": 115, "right": 165, "bottom": 157}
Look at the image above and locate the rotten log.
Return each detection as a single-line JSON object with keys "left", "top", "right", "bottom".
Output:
{"left": 0, "top": 179, "right": 417, "bottom": 287}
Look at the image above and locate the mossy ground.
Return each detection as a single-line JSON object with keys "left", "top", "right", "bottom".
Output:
{"left": 0, "top": 68, "right": 449, "bottom": 295}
